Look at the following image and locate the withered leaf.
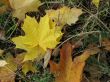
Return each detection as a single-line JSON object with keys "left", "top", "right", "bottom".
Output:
{"left": 49, "top": 43, "right": 100, "bottom": 82}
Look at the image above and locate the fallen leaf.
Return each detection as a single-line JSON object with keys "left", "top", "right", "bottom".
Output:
{"left": 22, "top": 61, "right": 36, "bottom": 74}
{"left": 12, "top": 15, "right": 63, "bottom": 61}
{"left": 9, "top": 0, "right": 41, "bottom": 20}
{"left": 6, "top": 53, "right": 36, "bottom": 75}
{"left": 0, "top": 54, "right": 16, "bottom": 82}
{"left": 0, "top": 66, "right": 15, "bottom": 82}
{"left": 92, "top": 0, "right": 100, "bottom": 8}
{"left": 0, "top": 52, "right": 36, "bottom": 81}
{"left": 46, "top": 6, "right": 83, "bottom": 26}
{"left": 49, "top": 43, "right": 100, "bottom": 82}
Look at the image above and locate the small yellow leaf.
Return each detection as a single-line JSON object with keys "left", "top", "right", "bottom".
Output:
{"left": 46, "top": 6, "right": 83, "bottom": 26}
{"left": 92, "top": 0, "right": 100, "bottom": 7}
{"left": 12, "top": 15, "right": 63, "bottom": 61}
{"left": 22, "top": 61, "right": 36, "bottom": 74}
{"left": 9, "top": 0, "right": 41, "bottom": 20}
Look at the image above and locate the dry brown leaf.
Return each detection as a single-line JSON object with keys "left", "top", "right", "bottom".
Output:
{"left": 0, "top": 0, "right": 41, "bottom": 19}
{"left": 47, "top": 6, "right": 83, "bottom": 26}
{"left": 49, "top": 43, "right": 100, "bottom": 82}
{"left": 0, "top": 53, "right": 24, "bottom": 82}
{"left": 9, "top": 0, "right": 41, "bottom": 20}
{"left": 0, "top": 54, "right": 16, "bottom": 82}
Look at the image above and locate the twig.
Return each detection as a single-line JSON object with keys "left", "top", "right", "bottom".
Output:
{"left": 53, "top": 31, "right": 100, "bottom": 54}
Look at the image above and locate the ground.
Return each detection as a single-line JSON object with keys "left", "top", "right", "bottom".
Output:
{"left": 0, "top": 0, "right": 110, "bottom": 82}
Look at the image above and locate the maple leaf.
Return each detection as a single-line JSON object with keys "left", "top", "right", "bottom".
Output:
{"left": 46, "top": 6, "right": 83, "bottom": 26}
{"left": 49, "top": 43, "right": 100, "bottom": 82}
{"left": 92, "top": 0, "right": 100, "bottom": 8}
{"left": 12, "top": 15, "right": 63, "bottom": 61}
{"left": 9, "top": 0, "right": 41, "bottom": 20}
{"left": 14, "top": 54, "right": 37, "bottom": 74}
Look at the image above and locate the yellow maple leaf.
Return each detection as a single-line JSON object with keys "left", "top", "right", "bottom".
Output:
{"left": 49, "top": 43, "right": 100, "bottom": 82}
{"left": 46, "top": 6, "right": 83, "bottom": 26}
{"left": 9, "top": 0, "right": 41, "bottom": 20}
{"left": 12, "top": 15, "right": 63, "bottom": 61}
{"left": 92, "top": 0, "right": 100, "bottom": 8}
